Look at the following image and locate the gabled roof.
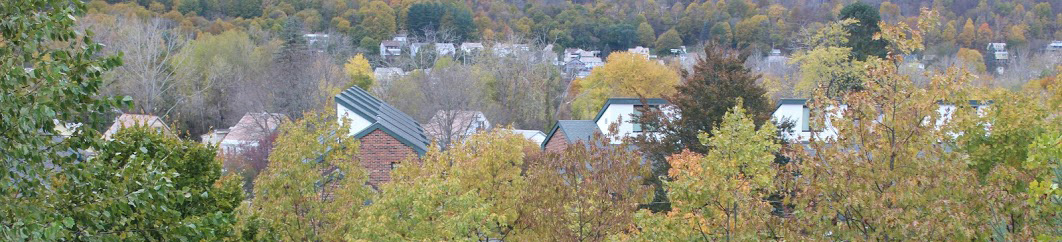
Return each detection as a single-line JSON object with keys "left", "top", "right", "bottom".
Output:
{"left": 335, "top": 86, "right": 430, "bottom": 155}
{"left": 103, "top": 114, "right": 172, "bottom": 140}
{"left": 592, "top": 98, "right": 669, "bottom": 123}
{"left": 223, "top": 113, "right": 286, "bottom": 143}
{"left": 541, "top": 120, "right": 601, "bottom": 149}
{"left": 776, "top": 98, "right": 808, "bottom": 109}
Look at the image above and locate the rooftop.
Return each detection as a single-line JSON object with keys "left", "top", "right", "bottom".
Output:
{"left": 335, "top": 86, "right": 430, "bottom": 155}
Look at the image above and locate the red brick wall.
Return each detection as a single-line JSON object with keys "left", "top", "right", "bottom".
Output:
{"left": 544, "top": 129, "right": 569, "bottom": 153}
{"left": 357, "top": 129, "right": 418, "bottom": 186}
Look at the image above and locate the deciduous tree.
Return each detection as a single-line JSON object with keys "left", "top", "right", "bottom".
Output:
{"left": 570, "top": 52, "right": 679, "bottom": 119}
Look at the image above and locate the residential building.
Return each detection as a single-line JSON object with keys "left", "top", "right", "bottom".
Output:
{"left": 593, "top": 98, "right": 670, "bottom": 144}
{"left": 435, "top": 43, "right": 456, "bottom": 56}
{"left": 410, "top": 42, "right": 428, "bottom": 56}
{"left": 507, "top": 129, "right": 546, "bottom": 146}
{"left": 542, "top": 120, "right": 601, "bottom": 152}
{"left": 491, "top": 43, "right": 528, "bottom": 56}
{"left": 772, "top": 98, "right": 990, "bottom": 143}
{"left": 461, "top": 42, "right": 485, "bottom": 53}
{"left": 102, "top": 114, "right": 173, "bottom": 140}
{"left": 219, "top": 113, "right": 286, "bottom": 153}
{"left": 200, "top": 129, "right": 229, "bottom": 146}
{"left": 380, "top": 40, "right": 402, "bottom": 57}
{"left": 422, "top": 110, "right": 490, "bottom": 146}
{"left": 628, "top": 46, "right": 651, "bottom": 59}
{"left": 335, "top": 86, "right": 430, "bottom": 185}
{"left": 543, "top": 97, "right": 670, "bottom": 151}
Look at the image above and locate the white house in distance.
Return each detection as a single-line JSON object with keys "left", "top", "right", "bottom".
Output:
{"left": 218, "top": 112, "right": 287, "bottom": 153}
{"left": 507, "top": 129, "right": 546, "bottom": 146}
{"left": 593, "top": 98, "right": 670, "bottom": 144}
{"left": 460, "top": 42, "right": 485, "bottom": 53}
{"left": 772, "top": 98, "right": 991, "bottom": 143}
{"left": 435, "top": 43, "right": 457, "bottom": 56}
{"left": 102, "top": 114, "right": 173, "bottom": 140}
{"left": 422, "top": 110, "right": 491, "bottom": 146}
{"left": 380, "top": 40, "right": 402, "bottom": 57}
{"left": 628, "top": 46, "right": 652, "bottom": 59}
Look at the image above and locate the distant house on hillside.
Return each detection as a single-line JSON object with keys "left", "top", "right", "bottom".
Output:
{"left": 102, "top": 114, "right": 173, "bottom": 140}
{"left": 542, "top": 120, "right": 601, "bottom": 152}
{"left": 507, "top": 129, "right": 546, "bottom": 146}
{"left": 628, "top": 46, "right": 652, "bottom": 59}
{"left": 380, "top": 40, "right": 402, "bottom": 57}
{"left": 219, "top": 113, "right": 286, "bottom": 153}
{"left": 461, "top": 42, "right": 485, "bottom": 53}
{"left": 422, "top": 110, "right": 490, "bottom": 147}
{"left": 336, "top": 86, "right": 430, "bottom": 186}
{"left": 436, "top": 43, "right": 457, "bottom": 56}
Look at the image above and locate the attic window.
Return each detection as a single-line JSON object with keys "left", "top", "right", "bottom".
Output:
{"left": 632, "top": 105, "right": 659, "bottom": 132}
{"left": 801, "top": 106, "right": 811, "bottom": 132}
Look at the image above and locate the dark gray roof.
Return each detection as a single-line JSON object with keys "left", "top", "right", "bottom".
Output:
{"left": 335, "top": 86, "right": 430, "bottom": 155}
{"left": 542, "top": 120, "right": 601, "bottom": 149}
{"left": 592, "top": 98, "right": 669, "bottom": 123}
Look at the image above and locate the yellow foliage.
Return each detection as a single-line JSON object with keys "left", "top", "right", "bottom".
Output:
{"left": 570, "top": 52, "right": 679, "bottom": 119}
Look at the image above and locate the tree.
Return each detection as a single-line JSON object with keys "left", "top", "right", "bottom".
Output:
{"left": 838, "top": 2, "right": 888, "bottom": 60}
{"left": 351, "top": 130, "right": 537, "bottom": 240}
{"left": 344, "top": 54, "right": 374, "bottom": 90}
{"left": 521, "top": 134, "right": 650, "bottom": 241}
{"left": 0, "top": 0, "right": 127, "bottom": 239}
{"left": 406, "top": 2, "right": 476, "bottom": 41}
{"left": 637, "top": 22, "right": 656, "bottom": 47}
{"left": 64, "top": 126, "right": 244, "bottom": 240}
{"left": 621, "top": 102, "right": 782, "bottom": 240}
{"left": 791, "top": 20, "right": 993, "bottom": 240}
{"left": 237, "top": 110, "right": 372, "bottom": 241}
{"left": 358, "top": 1, "right": 396, "bottom": 46}
{"left": 957, "top": 48, "right": 987, "bottom": 73}
{"left": 734, "top": 15, "right": 770, "bottom": 51}
{"left": 655, "top": 28, "right": 683, "bottom": 55}
{"left": 570, "top": 52, "right": 680, "bottom": 120}
{"left": 790, "top": 19, "right": 866, "bottom": 97}
{"left": 959, "top": 18, "right": 976, "bottom": 47}
{"left": 632, "top": 46, "right": 773, "bottom": 212}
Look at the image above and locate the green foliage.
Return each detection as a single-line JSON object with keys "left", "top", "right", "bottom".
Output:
{"left": 406, "top": 2, "right": 476, "bottom": 41}
{"left": 623, "top": 102, "right": 781, "bottom": 240}
{"left": 839, "top": 2, "right": 888, "bottom": 60}
{"left": 0, "top": 0, "right": 128, "bottom": 239}
{"left": 655, "top": 28, "right": 683, "bottom": 55}
{"left": 637, "top": 21, "right": 656, "bottom": 47}
{"left": 357, "top": 1, "right": 396, "bottom": 46}
{"left": 64, "top": 126, "right": 244, "bottom": 240}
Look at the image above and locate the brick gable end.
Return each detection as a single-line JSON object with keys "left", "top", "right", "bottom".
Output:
{"left": 358, "top": 129, "right": 417, "bottom": 186}
{"left": 544, "top": 129, "right": 569, "bottom": 153}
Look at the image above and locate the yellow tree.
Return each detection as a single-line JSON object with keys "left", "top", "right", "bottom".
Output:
{"left": 350, "top": 130, "right": 537, "bottom": 240}
{"left": 959, "top": 18, "right": 976, "bottom": 47}
{"left": 620, "top": 101, "right": 783, "bottom": 240}
{"left": 790, "top": 19, "right": 865, "bottom": 97}
{"left": 570, "top": 52, "right": 679, "bottom": 119}
{"left": 344, "top": 53, "right": 374, "bottom": 90}
{"left": 791, "top": 15, "right": 993, "bottom": 239}
{"left": 235, "top": 111, "right": 373, "bottom": 241}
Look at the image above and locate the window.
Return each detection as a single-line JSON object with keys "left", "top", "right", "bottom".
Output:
{"left": 801, "top": 106, "right": 811, "bottom": 132}
{"left": 632, "top": 105, "right": 659, "bottom": 132}
{"left": 390, "top": 162, "right": 400, "bottom": 170}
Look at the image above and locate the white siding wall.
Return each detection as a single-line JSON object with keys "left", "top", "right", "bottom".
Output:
{"left": 337, "top": 104, "right": 373, "bottom": 136}
{"left": 596, "top": 104, "right": 636, "bottom": 144}
{"left": 772, "top": 103, "right": 842, "bottom": 142}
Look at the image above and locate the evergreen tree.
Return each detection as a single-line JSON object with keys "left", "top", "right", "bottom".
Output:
{"left": 839, "top": 2, "right": 888, "bottom": 60}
